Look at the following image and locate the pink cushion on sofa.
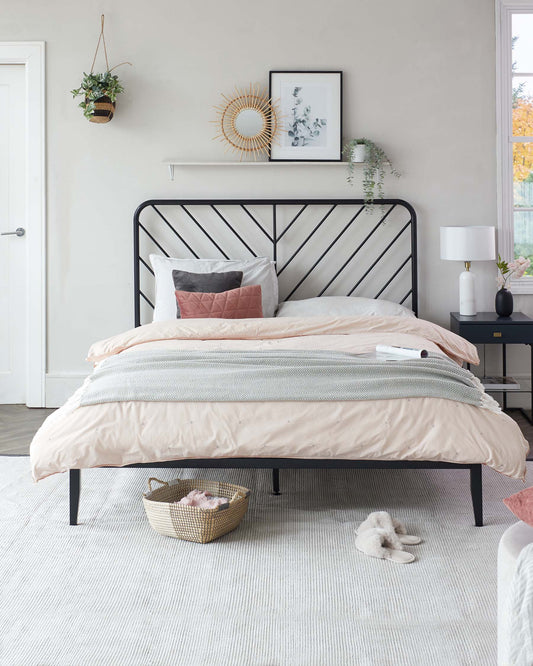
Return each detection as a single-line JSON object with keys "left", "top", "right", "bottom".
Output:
{"left": 175, "top": 285, "right": 263, "bottom": 319}
{"left": 504, "top": 487, "right": 533, "bottom": 527}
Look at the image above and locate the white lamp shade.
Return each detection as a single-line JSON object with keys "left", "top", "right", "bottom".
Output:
{"left": 440, "top": 226, "right": 496, "bottom": 262}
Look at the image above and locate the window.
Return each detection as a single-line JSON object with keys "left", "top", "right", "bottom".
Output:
{"left": 498, "top": 1, "right": 533, "bottom": 292}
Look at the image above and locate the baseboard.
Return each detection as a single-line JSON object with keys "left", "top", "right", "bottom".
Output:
{"left": 45, "top": 373, "right": 87, "bottom": 408}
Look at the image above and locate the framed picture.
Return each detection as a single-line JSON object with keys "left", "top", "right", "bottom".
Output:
{"left": 269, "top": 71, "right": 342, "bottom": 162}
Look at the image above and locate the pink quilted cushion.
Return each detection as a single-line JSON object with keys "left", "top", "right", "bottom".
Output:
{"left": 175, "top": 285, "right": 263, "bottom": 319}
{"left": 504, "top": 487, "right": 533, "bottom": 527}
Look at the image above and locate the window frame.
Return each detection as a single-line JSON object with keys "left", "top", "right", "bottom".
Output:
{"left": 497, "top": 0, "right": 533, "bottom": 293}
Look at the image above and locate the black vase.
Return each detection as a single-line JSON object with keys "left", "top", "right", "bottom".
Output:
{"left": 495, "top": 288, "right": 513, "bottom": 317}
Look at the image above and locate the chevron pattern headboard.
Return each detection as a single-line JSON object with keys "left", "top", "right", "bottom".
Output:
{"left": 133, "top": 198, "right": 418, "bottom": 326}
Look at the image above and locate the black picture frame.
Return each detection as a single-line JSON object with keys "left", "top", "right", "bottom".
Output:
{"left": 268, "top": 70, "right": 343, "bottom": 162}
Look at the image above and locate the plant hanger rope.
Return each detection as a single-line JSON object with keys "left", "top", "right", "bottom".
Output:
{"left": 71, "top": 14, "right": 130, "bottom": 122}
{"left": 90, "top": 14, "right": 109, "bottom": 73}
{"left": 90, "top": 14, "right": 131, "bottom": 73}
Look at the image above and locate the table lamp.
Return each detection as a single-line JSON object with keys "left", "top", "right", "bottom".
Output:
{"left": 440, "top": 226, "right": 496, "bottom": 316}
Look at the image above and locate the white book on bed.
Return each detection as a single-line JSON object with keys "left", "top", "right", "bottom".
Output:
{"left": 356, "top": 351, "right": 411, "bottom": 362}
{"left": 375, "top": 344, "right": 429, "bottom": 359}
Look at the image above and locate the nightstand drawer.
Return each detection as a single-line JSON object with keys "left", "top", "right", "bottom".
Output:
{"left": 458, "top": 323, "right": 533, "bottom": 344}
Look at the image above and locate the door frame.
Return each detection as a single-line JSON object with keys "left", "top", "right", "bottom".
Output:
{"left": 0, "top": 43, "right": 46, "bottom": 406}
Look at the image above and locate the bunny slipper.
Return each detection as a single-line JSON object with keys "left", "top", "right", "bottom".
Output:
{"left": 355, "top": 527, "right": 415, "bottom": 564}
{"left": 356, "top": 511, "right": 422, "bottom": 546}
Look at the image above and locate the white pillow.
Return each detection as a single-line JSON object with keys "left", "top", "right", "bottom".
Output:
{"left": 275, "top": 296, "right": 415, "bottom": 319}
{"left": 149, "top": 255, "right": 279, "bottom": 321}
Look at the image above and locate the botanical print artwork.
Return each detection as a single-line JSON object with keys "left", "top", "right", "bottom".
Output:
{"left": 269, "top": 71, "right": 342, "bottom": 161}
{"left": 284, "top": 85, "right": 328, "bottom": 147}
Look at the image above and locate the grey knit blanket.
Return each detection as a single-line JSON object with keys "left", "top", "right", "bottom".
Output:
{"left": 79, "top": 350, "right": 497, "bottom": 411}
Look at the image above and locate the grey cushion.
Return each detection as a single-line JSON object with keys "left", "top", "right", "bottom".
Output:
{"left": 172, "top": 269, "right": 243, "bottom": 317}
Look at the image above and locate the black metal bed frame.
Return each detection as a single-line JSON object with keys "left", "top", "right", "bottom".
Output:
{"left": 133, "top": 198, "right": 419, "bottom": 322}
{"left": 69, "top": 198, "right": 484, "bottom": 526}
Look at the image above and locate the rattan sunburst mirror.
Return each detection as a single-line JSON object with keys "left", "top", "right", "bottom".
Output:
{"left": 213, "top": 84, "right": 282, "bottom": 160}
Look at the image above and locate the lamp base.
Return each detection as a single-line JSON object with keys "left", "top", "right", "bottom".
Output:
{"left": 459, "top": 269, "right": 476, "bottom": 316}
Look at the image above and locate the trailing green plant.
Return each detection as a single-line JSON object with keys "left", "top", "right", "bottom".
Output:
{"left": 71, "top": 71, "right": 125, "bottom": 119}
{"left": 342, "top": 138, "right": 400, "bottom": 206}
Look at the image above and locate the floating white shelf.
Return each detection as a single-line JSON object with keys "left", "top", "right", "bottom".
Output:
{"left": 163, "top": 160, "right": 351, "bottom": 180}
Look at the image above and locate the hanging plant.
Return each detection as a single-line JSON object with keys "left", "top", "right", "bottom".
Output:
{"left": 342, "top": 138, "right": 400, "bottom": 207}
{"left": 71, "top": 15, "right": 131, "bottom": 123}
{"left": 71, "top": 71, "right": 124, "bottom": 121}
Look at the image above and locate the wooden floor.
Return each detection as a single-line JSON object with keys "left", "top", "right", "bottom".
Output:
{"left": 1, "top": 404, "right": 533, "bottom": 459}
{"left": 0, "top": 405, "right": 55, "bottom": 455}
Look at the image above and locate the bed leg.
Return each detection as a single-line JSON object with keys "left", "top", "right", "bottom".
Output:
{"left": 470, "top": 464, "right": 483, "bottom": 527}
{"left": 271, "top": 468, "right": 281, "bottom": 495}
{"left": 69, "top": 469, "right": 80, "bottom": 525}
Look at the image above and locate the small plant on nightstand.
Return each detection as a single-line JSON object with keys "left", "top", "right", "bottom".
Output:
{"left": 495, "top": 255, "right": 531, "bottom": 317}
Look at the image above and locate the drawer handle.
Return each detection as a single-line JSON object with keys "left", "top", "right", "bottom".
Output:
{"left": 493, "top": 332, "right": 502, "bottom": 338}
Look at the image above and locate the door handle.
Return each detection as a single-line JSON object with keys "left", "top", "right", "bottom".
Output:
{"left": 1, "top": 227, "right": 25, "bottom": 237}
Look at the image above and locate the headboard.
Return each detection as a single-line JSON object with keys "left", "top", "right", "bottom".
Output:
{"left": 133, "top": 198, "right": 418, "bottom": 326}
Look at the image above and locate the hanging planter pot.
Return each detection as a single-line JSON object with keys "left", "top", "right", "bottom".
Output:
{"left": 87, "top": 95, "right": 115, "bottom": 124}
{"left": 71, "top": 15, "right": 131, "bottom": 123}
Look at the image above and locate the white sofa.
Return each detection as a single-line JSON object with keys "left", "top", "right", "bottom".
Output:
{"left": 498, "top": 520, "right": 533, "bottom": 665}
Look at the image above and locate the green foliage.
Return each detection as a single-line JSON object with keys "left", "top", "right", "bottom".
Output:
{"left": 497, "top": 254, "right": 511, "bottom": 278}
{"left": 342, "top": 138, "right": 400, "bottom": 207}
{"left": 71, "top": 71, "right": 124, "bottom": 119}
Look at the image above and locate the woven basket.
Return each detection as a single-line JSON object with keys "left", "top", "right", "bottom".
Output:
{"left": 143, "top": 477, "right": 250, "bottom": 543}
{"left": 88, "top": 95, "right": 115, "bottom": 123}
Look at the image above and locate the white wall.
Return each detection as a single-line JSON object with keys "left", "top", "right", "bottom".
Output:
{"left": 3, "top": 0, "right": 527, "bottom": 402}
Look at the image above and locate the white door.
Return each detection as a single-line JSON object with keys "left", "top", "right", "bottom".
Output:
{"left": 0, "top": 65, "right": 26, "bottom": 403}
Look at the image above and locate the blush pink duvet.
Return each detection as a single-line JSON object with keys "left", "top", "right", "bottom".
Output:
{"left": 30, "top": 316, "right": 528, "bottom": 482}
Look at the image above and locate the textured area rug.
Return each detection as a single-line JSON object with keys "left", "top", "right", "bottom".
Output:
{"left": 0, "top": 457, "right": 529, "bottom": 666}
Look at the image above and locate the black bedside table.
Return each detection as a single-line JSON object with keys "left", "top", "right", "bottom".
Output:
{"left": 450, "top": 311, "right": 533, "bottom": 421}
